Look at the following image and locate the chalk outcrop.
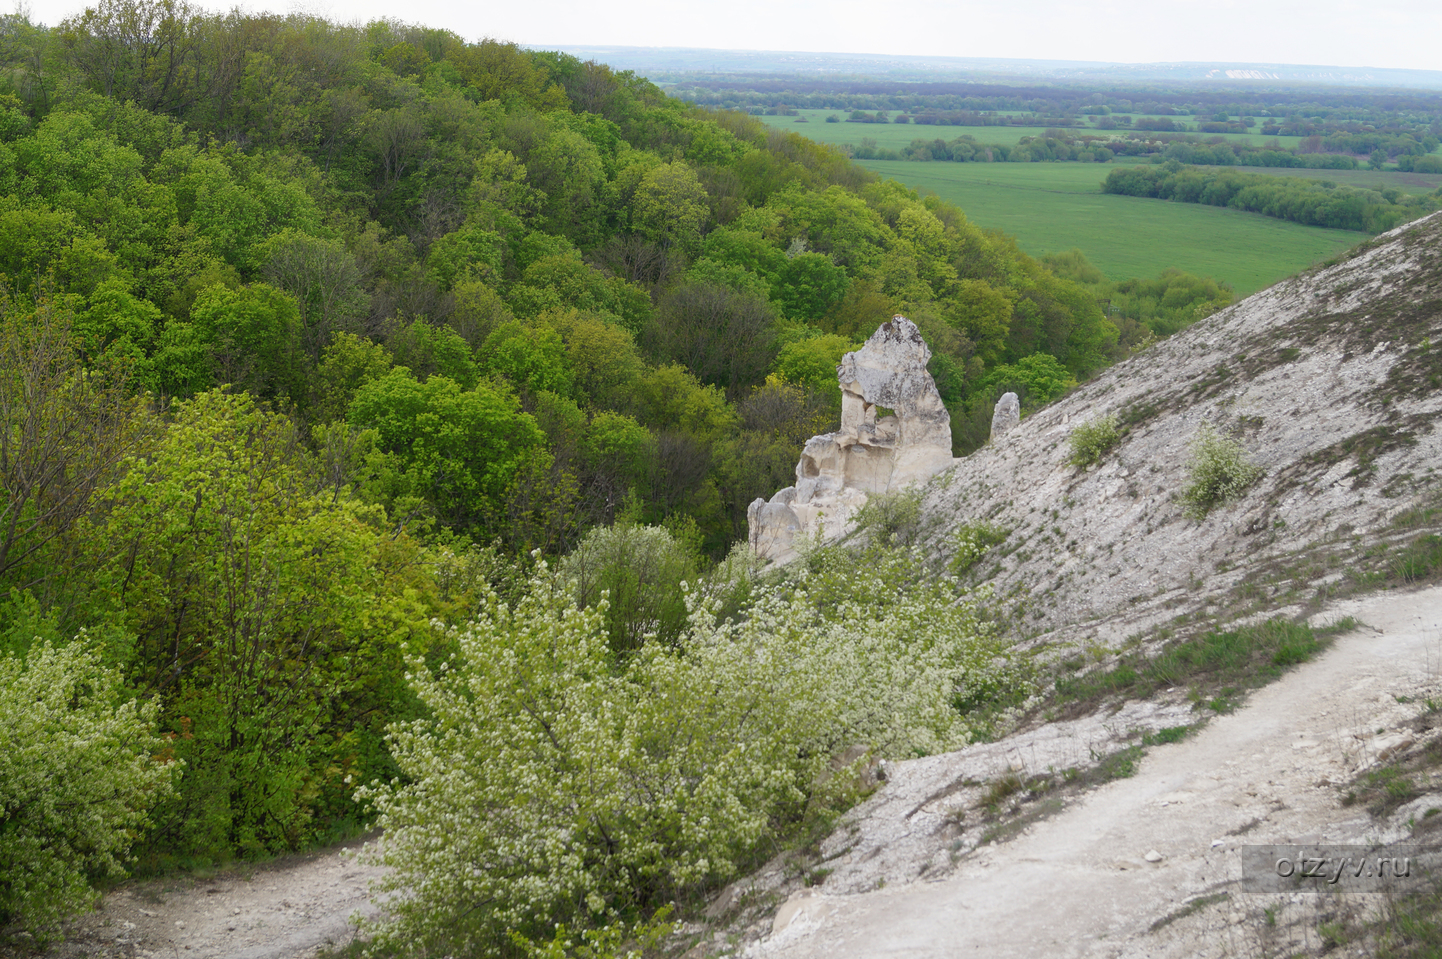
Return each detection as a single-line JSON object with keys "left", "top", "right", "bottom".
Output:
{"left": 747, "top": 316, "right": 954, "bottom": 561}
{"left": 990, "top": 391, "right": 1020, "bottom": 440}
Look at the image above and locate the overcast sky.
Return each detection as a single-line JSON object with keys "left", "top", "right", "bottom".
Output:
{"left": 19, "top": 0, "right": 1442, "bottom": 74}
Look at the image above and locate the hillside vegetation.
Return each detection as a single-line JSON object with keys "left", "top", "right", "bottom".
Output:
{"left": 0, "top": 4, "right": 1128, "bottom": 950}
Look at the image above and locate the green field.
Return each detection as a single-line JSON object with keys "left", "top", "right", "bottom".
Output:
{"left": 859, "top": 160, "right": 1362, "bottom": 295}
{"left": 758, "top": 109, "right": 1307, "bottom": 152}
{"left": 1107, "top": 116, "right": 1306, "bottom": 150}
{"left": 759, "top": 110, "right": 1064, "bottom": 149}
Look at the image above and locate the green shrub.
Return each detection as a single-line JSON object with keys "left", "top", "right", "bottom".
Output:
{"left": 0, "top": 639, "right": 178, "bottom": 940}
{"left": 853, "top": 489, "right": 924, "bottom": 545}
{"left": 950, "top": 522, "right": 1010, "bottom": 577}
{"left": 1067, "top": 413, "right": 1121, "bottom": 468}
{"left": 559, "top": 522, "right": 699, "bottom": 655}
{"left": 1180, "top": 424, "right": 1264, "bottom": 518}
{"left": 358, "top": 561, "right": 1027, "bottom": 957}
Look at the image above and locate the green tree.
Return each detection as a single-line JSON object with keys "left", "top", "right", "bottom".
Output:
{"left": 526, "top": 125, "right": 605, "bottom": 242}
{"left": 426, "top": 224, "right": 506, "bottom": 291}
{"left": 560, "top": 522, "right": 695, "bottom": 654}
{"left": 259, "top": 230, "right": 370, "bottom": 356}
{"left": 980, "top": 353, "right": 1076, "bottom": 407}
{"left": 543, "top": 309, "right": 645, "bottom": 412}
{"left": 647, "top": 283, "right": 779, "bottom": 397}
{"left": 771, "top": 334, "right": 857, "bottom": 401}
{"left": 348, "top": 369, "right": 544, "bottom": 535}
{"left": 771, "top": 252, "right": 848, "bottom": 321}
{"left": 480, "top": 320, "right": 573, "bottom": 399}
{"left": 632, "top": 160, "right": 709, "bottom": 256}
{"left": 0, "top": 198, "right": 123, "bottom": 298}
{"left": 74, "top": 279, "right": 162, "bottom": 362}
{"left": 944, "top": 280, "right": 1013, "bottom": 364}
{"left": 100, "top": 391, "right": 422, "bottom": 859}
{"left": 581, "top": 412, "right": 657, "bottom": 521}
{"left": 57, "top": 0, "right": 208, "bottom": 114}
{"left": 0, "top": 290, "right": 150, "bottom": 594}
{"left": 312, "top": 332, "right": 393, "bottom": 425}
{"left": 188, "top": 282, "right": 305, "bottom": 405}
{"left": 385, "top": 318, "right": 478, "bottom": 388}
{"left": 699, "top": 226, "right": 786, "bottom": 280}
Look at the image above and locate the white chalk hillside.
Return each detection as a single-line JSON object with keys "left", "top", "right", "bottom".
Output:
{"left": 720, "top": 211, "right": 1442, "bottom": 958}
{"left": 919, "top": 209, "right": 1442, "bottom": 651}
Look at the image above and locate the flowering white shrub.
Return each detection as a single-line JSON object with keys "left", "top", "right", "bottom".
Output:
{"left": 1181, "top": 424, "right": 1265, "bottom": 519}
{"left": 0, "top": 640, "right": 177, "bottom": 940}
{"left": 359, "top": 557, "right": 1027, "bottom": 957}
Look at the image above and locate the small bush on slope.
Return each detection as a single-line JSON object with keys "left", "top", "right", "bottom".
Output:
{"left": 949, "top": 522, "right": 1011, "bottom": 579}
{"left": 358, "top": 556, "right": 1026, "bottom": 957}
{"left": 1181, "top": 424, "right": 1264, "bottom": 519}
{"left": 0, "top": 640, "right": 177, "bottom": 941}
{"left": 1067, "top": 413, "right": 1121, "bottom": 468}
{"left": 853, "top": 489, "right": 924, "bottom": 546}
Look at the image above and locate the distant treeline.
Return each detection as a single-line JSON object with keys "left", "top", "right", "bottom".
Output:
{"left": 1154, "top": 132, "right": 1439, "bottom": 163}
{"left": 792, "top": 108, "right": 1442, "bottom": 163}
{"left": 853, "top": 133, "right": 1114, "bottom": 163}
{"left": 668, "top": 76, "right": 1442, "bottom": 143}
{"left": 853, "top": 132, "right": 1352, "bottom": 167}
{"left": 669, "top": 75, "right": 1442, "bottom": 120}
{"left": 841, "top": 109, "right": 1083, "bottom": 127}
{"left": 1102, "top": 163, "right": 1442, "bottom": 233}
{"left": 844, "top": 127, "right": 1442, "bottom": 171}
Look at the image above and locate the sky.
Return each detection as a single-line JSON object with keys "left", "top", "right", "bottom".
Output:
{"left": 17, "top": 0, "right": 1442, "bottom": 74}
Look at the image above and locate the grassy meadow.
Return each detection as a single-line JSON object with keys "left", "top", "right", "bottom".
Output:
{"left": 759, "top": 110, "right": 1064, "bottom": 149}
{"left": 758, "top": 109, "right": 1308, "bottom": 152}
{"left": 858, "top": 160, "right": 1361, "bottom": 295}
{"left": 758, "top": 108, "right": 1380, "bottom": 292}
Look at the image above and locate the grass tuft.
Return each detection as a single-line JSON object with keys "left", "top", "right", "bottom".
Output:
{"left": 1392, "top": 534, "right": 1442, "bottom": 584}
{"left": 1054, "top": 618, "right": 1347, "bottom": 713}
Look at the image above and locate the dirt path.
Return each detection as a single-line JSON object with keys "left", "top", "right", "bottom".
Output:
{"left": 749, "top": 585, "right": 1442, "bottom": 958}
{"left": 39, "top": 834, "right": 387, "bottom": 959}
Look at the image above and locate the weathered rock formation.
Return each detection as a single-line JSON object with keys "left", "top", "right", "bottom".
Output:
{"left": 990, "top": 391, "right": 1020, "bottom": 440}
{"left": 747, "top": 316, "right": 954, "bottom": 561}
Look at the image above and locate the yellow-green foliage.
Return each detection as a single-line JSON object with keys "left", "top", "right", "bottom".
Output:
{"left": 1181, "top": 424, "right": 1264, "bottom": 518}
{"left": 0, "top": 640, "right": 177, "bottom": 939}
{"left": 511, "top": 906, "right": 675, "bottom": 959}
{"left": 359, "top": 557, "right": 1026, "bottom": 956}
{"left": 1067, "top": 412, "right": 1121, "bottom": 468}
{"left": 99, "top": 391, "right": 430, "bottom": 861}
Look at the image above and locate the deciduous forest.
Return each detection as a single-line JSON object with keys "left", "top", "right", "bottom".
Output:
{"left": 0, "top": 5, "right": 1105, "bottom": 948}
